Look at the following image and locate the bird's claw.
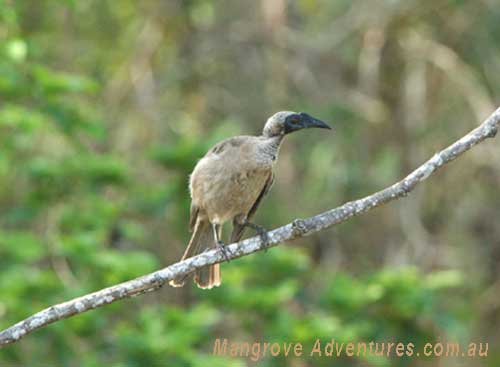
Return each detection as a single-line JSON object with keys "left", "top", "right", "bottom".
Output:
{"left": 245, "top": 222, "right": 270, "bottom": 252}
{"left": 216, "top": 240, "right": 230, "bottom": 262}
{"left": 257, "top": 228, "right": 270, "bottom": 252}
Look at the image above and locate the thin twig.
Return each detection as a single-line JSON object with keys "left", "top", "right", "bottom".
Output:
{"left": 1, "top": 107, "right": 499, "bottom": 347}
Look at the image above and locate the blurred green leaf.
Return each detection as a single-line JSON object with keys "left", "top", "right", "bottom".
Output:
{"left": 5, "top": 39, "right": 27, "bottom": 62}
{"left": 0, "top": 230, "right": 45, "bottom": 262}
{"left": 32, "top": 64, "right": 99, "bottom": 95}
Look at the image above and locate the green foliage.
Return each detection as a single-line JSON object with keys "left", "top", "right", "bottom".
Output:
{"left": 1, "top": 0, "right": 499, "bottom": 366}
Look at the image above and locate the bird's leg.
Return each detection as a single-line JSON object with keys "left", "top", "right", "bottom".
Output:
{"left": 212, "top": 223, "right": 230, "bottom": 262}
{"left": 243, "top": 221, "right": 270, "bottom": 250}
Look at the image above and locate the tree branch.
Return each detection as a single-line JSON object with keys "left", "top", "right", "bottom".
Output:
{"left": 1, "top": 107, "right": 499, "bottom": 347}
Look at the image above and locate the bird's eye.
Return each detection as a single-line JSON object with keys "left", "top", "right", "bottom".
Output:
{"left": 290, "top": 116, "right": 300, "bottom": 124}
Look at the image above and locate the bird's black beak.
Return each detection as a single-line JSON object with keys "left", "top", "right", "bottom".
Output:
{"left": 299, "top": 112, "right": 332, "bottom": 130}
{"left": 284, "top": 112, "right": 332, "bottom": 134}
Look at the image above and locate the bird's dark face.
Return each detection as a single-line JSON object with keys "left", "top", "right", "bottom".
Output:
{"left": 263, "top": 111, "right": 331, "bottom": 137}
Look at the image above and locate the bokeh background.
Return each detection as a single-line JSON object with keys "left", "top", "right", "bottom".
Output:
{"left": 1, "top": 0, "right": 499, "bottom": 366}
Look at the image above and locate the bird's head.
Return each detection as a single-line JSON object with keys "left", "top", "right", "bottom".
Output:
{"left": 262, "top": 111, "right": 331, "bottom": 138}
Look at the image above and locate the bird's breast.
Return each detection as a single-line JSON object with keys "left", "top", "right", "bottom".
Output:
{"left": 190, "top": 155, "right": 271, "bottom": 224}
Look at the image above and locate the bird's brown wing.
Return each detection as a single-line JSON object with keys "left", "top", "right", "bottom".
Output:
{"left": 230, "top": 171, "right": 274, "bottom": 243}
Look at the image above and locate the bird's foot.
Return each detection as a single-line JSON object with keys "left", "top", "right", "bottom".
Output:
{"left": 245, "top": 222, "right": 270, "bottom": 251}
{"left": 216, "top": 240, "right": 230, "bottom": 262}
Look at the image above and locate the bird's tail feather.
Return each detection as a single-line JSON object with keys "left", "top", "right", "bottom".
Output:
{"left": 169, "top": 219, "right": 221, "bottom": 289}
{"left": 194, "top": 262, "right": 221, "bottom": 290}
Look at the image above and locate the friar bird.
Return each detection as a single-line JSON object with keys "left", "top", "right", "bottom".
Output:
{"left": 169, "top": 111, "right": 331, "bottom": 289}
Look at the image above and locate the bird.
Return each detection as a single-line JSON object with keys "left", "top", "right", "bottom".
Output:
{"left": 169, "top": 111, "right": 331, "bottom": 289}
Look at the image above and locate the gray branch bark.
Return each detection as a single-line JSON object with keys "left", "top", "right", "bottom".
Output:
{"left": 1, "top": 107, "right": 499, "bottom": 348}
